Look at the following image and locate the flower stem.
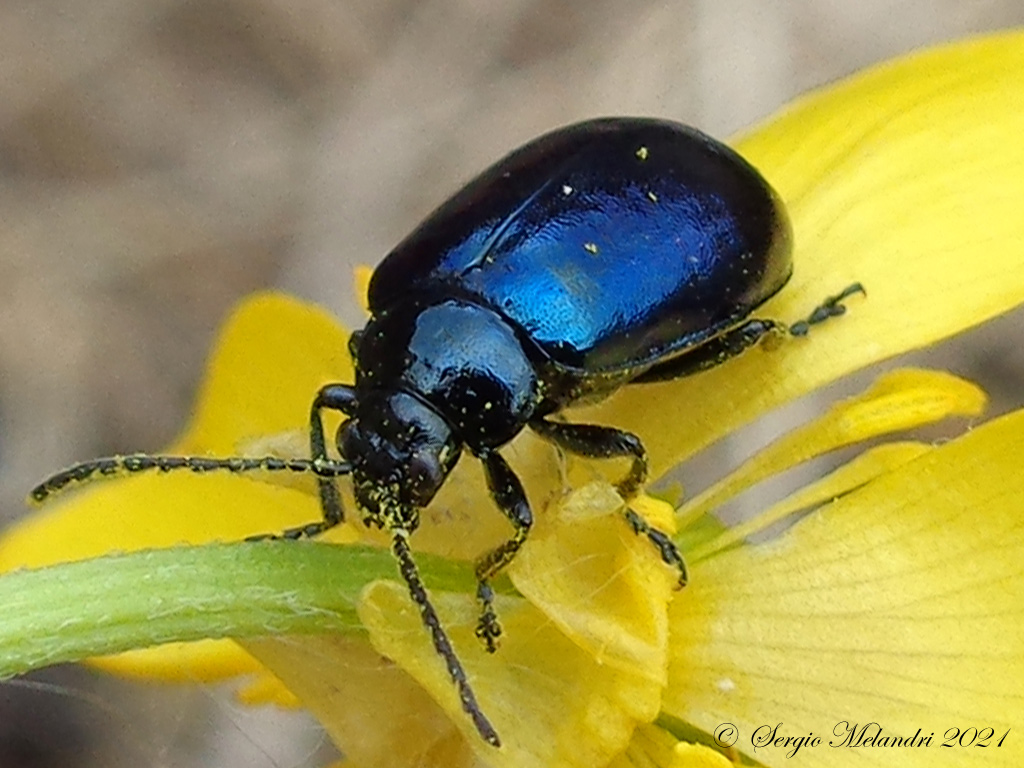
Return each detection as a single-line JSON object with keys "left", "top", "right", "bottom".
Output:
{"left": 0, "top": 541, "right": 481, "bottom": 677}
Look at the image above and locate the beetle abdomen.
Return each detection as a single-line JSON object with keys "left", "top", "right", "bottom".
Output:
{"left": 369, "top": 118, "right": 792, "bottom": 373}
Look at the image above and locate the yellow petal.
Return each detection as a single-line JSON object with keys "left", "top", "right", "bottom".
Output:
{"left": 631, "top": 493, "right": 679, "bottom": 535}
{"left": 235, "top": 668, "right": 302, "bottom": 708}
{"left": 0, "top": 292, "right": 365, "bottom": 679}
{"left": 664, "top": 406, "right": 1024, "bottom": 767}
{"left": 510, "top": 483, "right": 675, "bottom": 685}
{"left": 352, "top": 485, "right": 679, "bottom": 766}
{"left": 243, "top": 485, "right": 675, "bottom": 767}
{"left": 577, "top": 30, "right": 1024, "bottom": 478}
{"left": 679, "top": 368, "right": 983, "bottom": 526}
{"left": 360, "top": 583, "right": 660, "bottom": 768}
{"left": 1, "top": 474, "right": 329, "bottom": 568}
{"left": 180, "top": 291, "right": 354, "bottom": 453}
{"left": 3, "top": 292, "right": 358, "bottom": 569}
{"left": 91, "top": 639, "right": 264, "bottom": 682}
{"left": 690, "top": 441, "right": 930, "bottom": 563}
{"left": 245, "top": 634, "right": 477, "bottom": 768}
{"left": 610, "top": 725, "right": 736, "bottom": 768}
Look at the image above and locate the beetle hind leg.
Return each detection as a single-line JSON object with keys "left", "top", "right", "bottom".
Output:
{"left": 789, "top": 282, "right": 866, "bottom": 336}
{"left": 632, "top": 318, "right": 785, "bottom": 384}
{"left": 474, "top": 450, "right": 533, "bottom": 653}
{"left": 530, "top": 418, "right": 687, "bottom": 586}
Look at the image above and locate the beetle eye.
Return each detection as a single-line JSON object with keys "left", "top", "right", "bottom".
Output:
{"left": 406, "top": 452, "right": 443, "bottom": 507}
{"left": 338, "top": 421, "right": 359, "bottom": 459}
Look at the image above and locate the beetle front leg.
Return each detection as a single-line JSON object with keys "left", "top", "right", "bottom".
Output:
{"left": 247, "top": 383, "right": 357, "bottom": 542}
{"left": 475, "top": 450, "right": 533, "bottom": 653}
{"left": 530, "top": 418, "right": 687, "bottom": 587}
{"left": 308, "top": 384, "right": 358, "bottom": 530}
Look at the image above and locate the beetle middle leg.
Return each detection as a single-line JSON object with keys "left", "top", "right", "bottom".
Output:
{"left": 474, "top": 450, "right": 533, "bottom": 653}
{"left": 529, "top": 418, "right": 687, "bottom": 586}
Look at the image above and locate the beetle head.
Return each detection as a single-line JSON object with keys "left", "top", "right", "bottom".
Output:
{"left": 338, "top": 390, "right": 461, "bottom": 530}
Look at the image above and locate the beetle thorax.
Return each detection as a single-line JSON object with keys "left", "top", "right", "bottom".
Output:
{"left": 354, "top": 298, "right": 541, "bottom": 453}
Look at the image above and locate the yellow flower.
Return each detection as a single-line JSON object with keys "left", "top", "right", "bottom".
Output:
{"left": 3, "top": 29, "right": 1024, "bottom": 768}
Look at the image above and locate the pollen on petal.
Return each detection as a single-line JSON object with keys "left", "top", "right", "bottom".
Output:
{"left": 183, "top": 292, "right": 354, "bottom": 454}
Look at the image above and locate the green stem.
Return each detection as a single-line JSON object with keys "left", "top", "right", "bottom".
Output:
{"left": 0, "top": 541, "right": 483, "bottom": 677}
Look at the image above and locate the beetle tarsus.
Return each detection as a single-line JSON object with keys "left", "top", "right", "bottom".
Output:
{"left": 790, "top": 282, "right": 866, "bottom": 336}
{"left": 624, "top": 509, "right": 689, "bottom": 588}
{"left": 475, "top": 581, "right": 502, "bottom": 653}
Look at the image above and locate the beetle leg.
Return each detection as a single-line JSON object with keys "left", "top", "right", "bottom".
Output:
{"left": 636, "top": 283, "right": 867, "bottom": 384}
{"left": 623, "top": 508, "right": 688, "bottom": 587}
{"left": 530, "top": 419, "right": 648, "bottom": 498}
{"left": 474, "top": 450, "right": 533, "bottom": 653}
{"left": 529, "top": 418, "right": 687, "bottom": 587}
{"left": 632, "top": 318, "right": 785, "bottom": 384}
{"left": 789, "top": 282, "right": 866, "bottom": 336}
{"left": 246, "top": 384, "right": 358, "bottom": 542}
{"left": 309, "top": 384, "right": 358, "bottom": 531}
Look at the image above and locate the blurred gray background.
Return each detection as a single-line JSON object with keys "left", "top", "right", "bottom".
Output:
{"left": 2, "top": 2, "right": 1023, "bottom": 766}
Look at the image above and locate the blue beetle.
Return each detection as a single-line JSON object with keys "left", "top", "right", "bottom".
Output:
{"left": 33, "top": 118, "right": 862, "bottom": 746}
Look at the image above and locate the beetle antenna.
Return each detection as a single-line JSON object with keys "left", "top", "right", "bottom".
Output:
{"left": 29, "top": 454, "right": 352, "bottom": 506}
{"left": 390, "top": 530, "right": 501, "bottom": 747}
